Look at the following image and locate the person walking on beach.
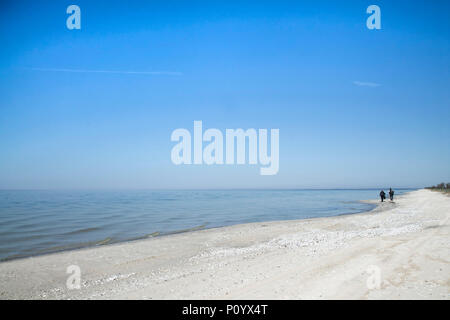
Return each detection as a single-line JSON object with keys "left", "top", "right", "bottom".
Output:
{"left": 380, "top": 190, "right": 386, "bottom": 202}
{"left": 389, "top": 188, "right": 394, "bottom": 201}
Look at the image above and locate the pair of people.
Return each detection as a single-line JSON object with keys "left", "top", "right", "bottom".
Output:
{"left": 380, "top": 188, "right": 394, "bottom": 202}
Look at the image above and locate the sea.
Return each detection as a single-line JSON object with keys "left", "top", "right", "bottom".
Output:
{"left": 0, "top": 188, "right": 414, "bottom": 261}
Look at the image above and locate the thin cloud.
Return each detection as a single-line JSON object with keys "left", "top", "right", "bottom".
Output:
{"left": 353, "top": 81, "right": 381, "bottom": 87}
{"left": 25, "top": 67, "right": 182, "bottom": 76}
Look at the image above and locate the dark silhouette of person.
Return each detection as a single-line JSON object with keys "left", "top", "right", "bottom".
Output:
{"left": 389, "top": 188, "right": 394, "bottom": 201}
{"left": 380, "top": 190, "right": 386, "bottom": 202}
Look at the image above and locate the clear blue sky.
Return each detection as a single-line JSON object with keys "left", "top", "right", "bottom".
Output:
{"left": 0, "top": 0, "right": 449, "bottom": 189}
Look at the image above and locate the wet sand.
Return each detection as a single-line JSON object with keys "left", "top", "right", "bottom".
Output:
{"left": 0, "top": 189, "right": 448, "bottom": 299}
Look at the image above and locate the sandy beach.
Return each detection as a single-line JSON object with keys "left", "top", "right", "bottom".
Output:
{"left": 0, "top": 189, "right": 448, "bottom": 300}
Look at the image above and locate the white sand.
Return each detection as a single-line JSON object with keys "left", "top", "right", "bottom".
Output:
{"left": 0, "top": 189, "right": 448, "bottom": 300}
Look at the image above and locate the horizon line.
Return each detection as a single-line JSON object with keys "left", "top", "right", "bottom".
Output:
{"left": 0, "top": 187, "right": 422, "bottom": 191}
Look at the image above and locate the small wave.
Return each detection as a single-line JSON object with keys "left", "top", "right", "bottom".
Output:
{"left": 96, "top": 237, "right": 112, "bottom": 246}
{"left": 27, "top": 240, "right": 104, "bottom": 258}
{"left": 166, "top": 224, "right": 207, "bottom": 235}
{"left": 146, "top": 232, "right": 160, "bottom": 237}
{"left": 64, "top": 227, "right": 101, "bottom": 235}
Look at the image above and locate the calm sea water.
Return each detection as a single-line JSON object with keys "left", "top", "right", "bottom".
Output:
{"left": 0, "top": 189, "right": 413, "bottom": 261}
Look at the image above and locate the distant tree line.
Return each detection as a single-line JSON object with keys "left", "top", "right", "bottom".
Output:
{"left": 426, "top": 182, "right": 450, "bottom": 191}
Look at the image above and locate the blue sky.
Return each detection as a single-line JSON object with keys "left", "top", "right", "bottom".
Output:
{"left": 0, "top": 0, "right": 449, "bottom": 189}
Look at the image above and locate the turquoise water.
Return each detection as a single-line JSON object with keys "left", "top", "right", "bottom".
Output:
{"left": 0, "top": 189, "right": 413, "bottom": 261}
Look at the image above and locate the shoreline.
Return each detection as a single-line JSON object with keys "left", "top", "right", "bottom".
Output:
{"left": 0, "top": 191, "right": 385, "bottom": 263}
{"left": 0, "top": 188, "right": 448, "bottom": 299}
